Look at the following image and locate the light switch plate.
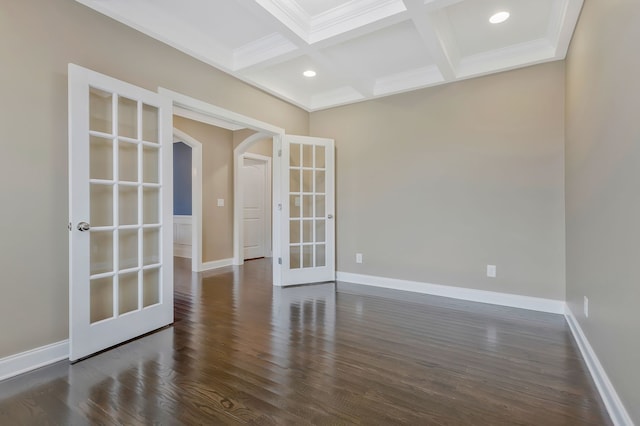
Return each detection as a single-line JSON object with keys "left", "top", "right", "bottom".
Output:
{"left": 217, "top": 199, "right": 224, "bottom": 207}
{"left": 487, "top": 265, "right": 497, "bottom": 278}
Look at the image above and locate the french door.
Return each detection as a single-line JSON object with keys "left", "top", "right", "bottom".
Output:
{"left": 279, "top": 135, "right": 335, "bottom": 286}
{"left": 68, "top": 64, "right": 173, "bottom": 361}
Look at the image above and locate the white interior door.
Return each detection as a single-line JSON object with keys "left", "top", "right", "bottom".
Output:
{"left": 279, "top": 135, "right": 335, "bottom": 286}
{"left": 68, "top": 64, "right": 173, "bottom": 361}
{"left": 242, "top": 156, "right": 267, "bottom": 260}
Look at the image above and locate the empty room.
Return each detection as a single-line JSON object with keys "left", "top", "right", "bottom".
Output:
{"left": 0, "top": 0, "right": 638, "bottom": 424}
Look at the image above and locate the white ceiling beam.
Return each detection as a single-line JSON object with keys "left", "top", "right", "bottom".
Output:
{"left": 402, "top": 0, "right": 458, "bottom": 81}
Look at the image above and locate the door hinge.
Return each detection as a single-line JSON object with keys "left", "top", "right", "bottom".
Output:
{"left": 278, "top": 257, "right": 282, "bottom": 265}
{"left": 278, "top": 149, "right": 282, "bottom": 157}
{"left": 278, "top": 203, "right": 282, "bottom": 211}
{"left": 68, "top": 222, "right": 72, "bottom": 231}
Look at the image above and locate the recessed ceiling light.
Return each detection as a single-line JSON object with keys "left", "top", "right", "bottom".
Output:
{"left": 489, "top": 11, "right": 510, "bottom": 24}
{"left": 303, "top": 70, "right": 317, "bottom": 78}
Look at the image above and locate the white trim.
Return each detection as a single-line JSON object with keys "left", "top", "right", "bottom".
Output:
{"left": 336, "top": 272, "right": 565, "bottom": 314}
{"left": 241, "top": 153, "right": 273, "bottom": 259}
{"left": 200, "top": 258, "right": 234, "bottom": 271}
{"left": 173, "top": 106, "right": 244, "bottom": 131}
{"left": 172, "top": 129, "right": 203, "bottom": 272}
{"left": 564, "top": 307, "right": 633, "bottom": 426}
{"left": 160, "top": 88, "right": 285, "bottom": 283}
{"left": 0, "top": 341, "right": 69, "bottom": 383}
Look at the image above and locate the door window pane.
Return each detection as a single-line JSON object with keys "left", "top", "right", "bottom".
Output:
{"left": 90, "top": 87, "right": 112, "bottom": 134}
{"left": 290, "top": 195, "right": 301, "bottom": 218}
{"left": 315, "top": 195, "right": 325, "bottom": 218}
{"left": 90, "top": 277, "right": 113, "bottom": 323}
{"left": 143, "top": 268, "right": 160, "bottom": 307}
{"left": 302, "top": 144, "right": 313, "bottom": 168}
{"left": 118, "top": 272, "right": 139, "bottom": 315}
{"left": 303, "top": 195, "right": 313, "bottom": 218}
{"left": 143, "top": 187, "right": 160, "bottom": 224}
{"left": 142, "top": 104, "right": 159, "bottom": 143}
{"left": 143, "top": 146, "right": 160, "bottom": 183}
{"left": 315, "top": 171, "right": 325, "bottom": 193}
{"left": 119, "top": 186, "right": 138, "bottom": 226}
{"left": 315, "top": 145, "right": 325, "bottom": 168}
{"left": 315, "top": 220, "right": 326, "bottom": 243}
{"left": 118, "top": 141, "right": 138, "bottom": 182}
{"left": 302, "top": 170, "right": 313, "bottom": 192}
{"left": 118, "top": 96, "right": 137, "bottom": 139}
{"left": 303, "top": 220, "right": 313, "bottom": 243}
{"left": 119, "top": 229, "right": 138, "bottom": 270}
{"left": 290, "top": 143, "right": 301, "bottom": 167}
{"left": 316, "top": 244, "right": 326, "bottom": 267}
{"left": 290, "top": 169, "right": 300, "bottom": 193}
{"left": 290, "top": 245, "right": 301, "bottom": 269}
{"left": 143, "top": 228, "right": 160, "bottom": 265}
{"left": 90, "top": 184, "right": 113, "bottom": 227}
{"left": 303, "top": 245, "right": 313, "bottom": 268}
{"left": 90, "top": 136, "right": 113, "bottom": 180}
{"left": 290, "top": 220, "right": 300, "bottom": 244}
{"left": 90, "top": 231, "right": 113, "bottom": 275}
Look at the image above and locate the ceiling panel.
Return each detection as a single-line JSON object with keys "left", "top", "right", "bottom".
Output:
{"left": 322, "top": 21, "right": 436, "bottom": 80}
{"left": 75, "top": 0, "right": 584, "bottom": 111}
{"left": 445, "top": 0, "right": 556, "bottom": 58}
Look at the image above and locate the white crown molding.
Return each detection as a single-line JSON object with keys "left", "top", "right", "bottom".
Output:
{"left": 310, "top": 0, "right": 407, "bottom": 43}
{"left": 564, "top": 307, "right": 634, "bottom": 426}
{"left": 255, "top": 0, "right": 310, "bottom": 42}
{"left": 310, "top": 86, "right": 365, "bottom": 110}
{"left": 336, "top": 271, "right": 566, "bottom": 314}
{"left": 234, "top": 33, "right": 299, "bottom": 70}
{"left": 457, "top": 39, "right": 556, "bottom": 78}
{"left": 548, "top": 0, "right": 584, "bottom": 59}
{"left": 374, "top": 65, "right": 444, "bottom": 95}
{"left": 0, "top": 340, "right": 68, "bottom": 383}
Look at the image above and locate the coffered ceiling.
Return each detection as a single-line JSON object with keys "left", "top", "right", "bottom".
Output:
{"left": 76, "top": 0, "right": 583, "bottom": 111}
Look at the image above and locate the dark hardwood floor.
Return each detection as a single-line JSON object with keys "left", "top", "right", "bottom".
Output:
{"left": 0, "top": 257, "right": 610, "bottom": 425}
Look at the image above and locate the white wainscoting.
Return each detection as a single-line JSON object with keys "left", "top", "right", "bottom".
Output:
{"left": 174, "top": 215, "right": 192, "bottom": 258}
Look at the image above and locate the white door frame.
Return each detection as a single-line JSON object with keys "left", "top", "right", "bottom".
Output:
{"left": 157, "top": 88, "right": 285, "bottom": 285}
{"left": 172, "top": 129, "right": 202, "bottom": 272}
{"left": 240, "top": 152, "right": 272, "bottom": 260}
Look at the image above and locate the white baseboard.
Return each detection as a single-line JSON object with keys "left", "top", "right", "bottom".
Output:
{"left": 0, "top": 340, "right": 69, "bottom": 382}
{"left": 173, "top": 244, "right": 192, "bottom": 258}
{"left": 200, "top": 258, "right": 234, "bottom": 272}
{"left": 336, "top": 271, "right": 565, "bottom": 314}
{"left": 565, "top": 307, "right": 633, "bottom": 426}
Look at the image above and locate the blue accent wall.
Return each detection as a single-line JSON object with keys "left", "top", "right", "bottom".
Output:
{"left": 173, "top": 142, "right": 192, "bottom": 215}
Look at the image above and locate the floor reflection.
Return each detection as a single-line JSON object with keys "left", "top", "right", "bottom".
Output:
{"left": 0, "top": 257, "right": 612, "bottom": 425}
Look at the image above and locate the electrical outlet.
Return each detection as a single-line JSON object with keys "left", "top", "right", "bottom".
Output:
{"left": 584, "top": 296, "right": 589, "bottom": 318}
{"left": 356, "top": 253, "right": 363, "bottom": 264}
{"left": 487, "top": 264, "right": 497, "bottom": 278}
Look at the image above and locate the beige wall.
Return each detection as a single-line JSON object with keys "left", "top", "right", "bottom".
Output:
{"left": 0, "top": 0, "right": 308, "bottom": 359}
{"left": 310, "top": 62, "right": 566, "bottom": 300}
{"left": 565, "top": 0, "right": 640, "bottom": 421}
{"left": 174, "top": 117, "right": 234, "bottom": 263}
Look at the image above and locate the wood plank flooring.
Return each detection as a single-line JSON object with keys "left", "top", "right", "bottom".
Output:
{"left": 0, "top": 257, "right": 611, "bottom": 425}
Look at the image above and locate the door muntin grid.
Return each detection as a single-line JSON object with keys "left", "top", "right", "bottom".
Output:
{"left": 89, "top": 86, "right": 162, "bottom": 324}
{"left": 288, "top": 142, "right": 327, "bottom": 270}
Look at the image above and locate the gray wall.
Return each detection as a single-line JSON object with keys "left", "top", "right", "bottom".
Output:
{"left": 565, "top": 0, "right": 640, "bottom": 421}
{"left": 310, "top": 62, "right": 566, "bottom": 300}
{"left": 0, "top": 0, "right": 308, "bottom": 359}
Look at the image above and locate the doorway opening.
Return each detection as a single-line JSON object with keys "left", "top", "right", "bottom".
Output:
{"left": 240, "top": 152, "right": 272, "bottom": 261}
{"left": 159, "top": 88, "right": 284, "bottom": 284}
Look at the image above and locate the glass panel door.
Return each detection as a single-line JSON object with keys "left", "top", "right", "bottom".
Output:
{"left": 69, "top": 64, "right": 173, "bottom": 361}
{"left": 281, "top": 135, "right": 335, "bottom": 286}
